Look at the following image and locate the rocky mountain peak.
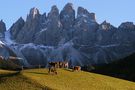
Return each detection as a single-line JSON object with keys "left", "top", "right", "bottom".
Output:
{"left": 102, "top": 20, "right": 108, "bottom": 24}
{"left": 119, "top": 22, "right": 135, "bottom": 30}
{"left": 99, "top": 21, "right": 115, "bottom": 30}
{"left": 63, "top": 3, "right": 74, "bottom": 11}
{"left": 60, "top": 3, "right": 75, "bottom": 29}
{"left": 77, "top": 7, "right": 87, "bottom": 16}
{"left": 10, "top": 17, "right": 25, "bottom": 39}
{"left": 77, "top": 7, "right": 96, "bottom": 21}
{"left": 0, "top": 20, "right": 6, "bottom": 37}
{"left": 7, "top": 3, "right": 135, "bottom": 67}
{"left": 29, "top": 7, "right": 40, "bottom": 19}
{"left": 18, "top": 17, "right": 24, "bottom": 22}
{"left": 14, "top": 17, "right": 25, "bottom": 25}
{"left": 48, "top": 5, "right": 59, "bottom": 18}
{"left": 13, "top": 7, "right": 41, "bottom": 43}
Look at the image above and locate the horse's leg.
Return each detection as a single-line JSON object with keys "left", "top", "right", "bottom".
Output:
{"left": 48, "top": 67, "right": 51, "bottom": 74}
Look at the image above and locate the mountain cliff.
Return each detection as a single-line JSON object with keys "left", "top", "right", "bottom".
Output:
{"left": 0, "top": 3, "right": 135, "bottom": 67}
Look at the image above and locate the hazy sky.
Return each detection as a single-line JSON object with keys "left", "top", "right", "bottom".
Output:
{"left": 0, "top": 0, "right": 135, "bottom": 29}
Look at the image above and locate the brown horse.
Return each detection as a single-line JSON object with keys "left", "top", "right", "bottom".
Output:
{"left": 73, "top": 66, "right": 81, "bottom": 71}
{"left": 48, "top": 62, "right": 58, "bottom": 75}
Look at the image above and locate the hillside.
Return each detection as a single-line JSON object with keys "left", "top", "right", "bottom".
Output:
{"left": 0, "top": 69, "right": 45, "bottom": 90}
{"left": 0, "top": 69, "right": 16, "bottom": 76}
{"left": 1, "top": 69, "right": 135, "bottom": 90}
{"left": 0, "top": 59, "right": 21, "bottom": 70}
{"left": 91, "top": 52, "right": 135, "bottom": 82}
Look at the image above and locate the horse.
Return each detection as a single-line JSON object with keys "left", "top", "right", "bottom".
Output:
{"left": 73, "top": 66, "right": 81, "bottom": 71}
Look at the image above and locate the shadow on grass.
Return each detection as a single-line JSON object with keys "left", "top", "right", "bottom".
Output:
{"left": 0, "top": 71, "right": 20, "bottom": 78}
{"left": 26, "top": 72, "right": 49, "bottom": 75}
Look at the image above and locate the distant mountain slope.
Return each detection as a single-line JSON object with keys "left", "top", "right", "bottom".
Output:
{"left": 91, "top": 53, "right": 135, "bottom": 82}
{"left": 0, "top": 59, "right": 20, "bottom": 70}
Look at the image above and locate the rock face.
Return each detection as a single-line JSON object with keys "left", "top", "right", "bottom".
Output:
{"left": 20, "top": 44, "right": 47, "bottom": 66}
{"left": 0, "top": 20, "right": 6, "bottom": 37}
{"left": 14, "top": 8, "right": 41, "bottom": 43}
{"left": 34, "top": 5, "right": 62, "bottom": 46}
{"left": 77, "top": 7, "right": 96, "bottom": 21}
{"left": 96, "top": 21, "right": 117, "bottom": 45}
{"left": 60, "top": 3, "right": 75, "bottom": 41}
{"left": 0, "top": 42, "right": 16, "bottom": 59}
{"left": 60, "top": 3, "right": 75, "bottom": 30}
{"left": 3, "top": 3, "right": 135, "bottom": 67}
{"left": 10, "top": 17, "right": 25, "bottom": 39}
{"left": 119, "top": 22, "right": 135, "bottom": 30}
{"left": 73, "top": 7, "right": 98, "bottom": 46}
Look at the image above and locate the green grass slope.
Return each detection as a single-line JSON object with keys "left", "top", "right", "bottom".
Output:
{"left": 22, "top": 69, "right": 135, "bottom": 90}
{"left": 0, "top": 69, "right": 16, "bottom": 76}
{"left": 0, "top": 75, "right": 44, "bottom": 90}
{"left": 0, "top": 69, "right": 135, "bottom": 90}
{"left": 0, "top": 69, "right": 45, "bottom": 90}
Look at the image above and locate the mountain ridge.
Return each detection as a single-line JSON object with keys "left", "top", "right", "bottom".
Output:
{"left": 0, "top": 3, "right": 135, "bottom": 67}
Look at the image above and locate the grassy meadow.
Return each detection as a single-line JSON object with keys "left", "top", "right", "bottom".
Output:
{"left": 0, "top": 69, "right": 135, "bottom": 90}
{"left": 0, "top": 69, "right": 16, "bottom": 77}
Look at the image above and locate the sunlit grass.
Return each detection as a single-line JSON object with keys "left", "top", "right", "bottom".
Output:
{"left": 0, "top": 75, "right": 44, "bottom": 90}
{"left": 0, "top": 69, "right": 44, "bottom": 90}
{"left": 22, "top": 69, "right": 135, "bottom": 90}
{"left": 0, "top": 69, "right": 16, "bottom": 76}
{"left": 1, "top": 69, "right": 135, "bottom": 90}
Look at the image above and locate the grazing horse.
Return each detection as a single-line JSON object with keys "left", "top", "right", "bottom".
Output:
{"left": 64, "top": 61, "right": 69, "bottom": 68}
{"left": 48, "top": 62, "right": 57, "bottom": 75}
{"left": 58, "top": 61, "right": 69, "bottom": 68}
{"left": 73, "top": 66, "right": 81, "bottom": 71}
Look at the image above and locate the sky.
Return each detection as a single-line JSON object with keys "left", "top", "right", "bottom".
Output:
{"left": 0, "top": 0, "right": 135, "bottom": 29}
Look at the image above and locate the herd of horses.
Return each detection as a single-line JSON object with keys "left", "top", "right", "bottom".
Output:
{"left": 48, "top": 61, "right": 81, "bottom": 75}
{"left": 0, "top": 55, "right": 81, "bottom": 75}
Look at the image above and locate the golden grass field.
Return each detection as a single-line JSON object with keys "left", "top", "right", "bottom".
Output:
{"left": 0, "top": 69, "right": 16, "bottom": 77}
{"left": 0, "top": 69, "right": 135, "bottom": 90}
